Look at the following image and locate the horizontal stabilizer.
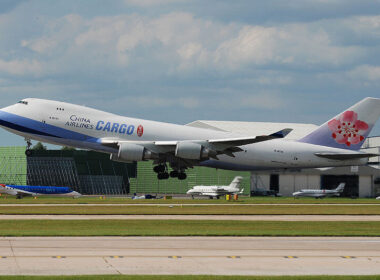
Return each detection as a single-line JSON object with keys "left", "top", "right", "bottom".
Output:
{"left": 314, "top": 152, "right": 379, "bottom": 160}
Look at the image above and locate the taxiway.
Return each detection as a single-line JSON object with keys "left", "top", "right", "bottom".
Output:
{"left": 0, "top": 236, "right": 379, "bottom": 275}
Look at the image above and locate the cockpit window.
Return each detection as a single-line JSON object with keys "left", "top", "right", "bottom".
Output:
{"left": 17, "top": 101, "right": 28, "bottom": 105}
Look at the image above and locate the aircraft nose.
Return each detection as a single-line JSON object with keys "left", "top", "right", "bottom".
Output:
{"left": 71, "top": 191, "right": 81, "bottom": 197}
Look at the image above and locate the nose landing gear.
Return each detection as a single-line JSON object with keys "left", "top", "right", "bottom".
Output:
{"left": 25, "top": 138, "right": 32, "bottom": 156}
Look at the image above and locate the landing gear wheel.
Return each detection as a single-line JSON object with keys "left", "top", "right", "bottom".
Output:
{"left": 178, "top": 173, "right": 187, "bottom": 180}
{"left": 153, "top": 165, "right": 166, "bottom": 173}
{"left": 25, "top": 138, "right": 32, "bottom": 157}
{"left": 170, "top": 170, "right": 179, "bottom": 178}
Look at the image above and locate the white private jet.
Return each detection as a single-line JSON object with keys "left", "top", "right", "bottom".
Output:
{"left": 376, "top": 196, "right": 380, "bottom": 200}
{"left": 0, "top": 97, "right": 379, "bottom": 180}
{"left": 292, "top": 183, "right": 345, "bottom": 198}
{"left": 186, "top": 176, "right": 244, "bottom": 199}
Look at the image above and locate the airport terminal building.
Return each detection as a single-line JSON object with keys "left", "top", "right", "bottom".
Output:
{"left": 0, "top": 120, "right": 379, "bottom": 197}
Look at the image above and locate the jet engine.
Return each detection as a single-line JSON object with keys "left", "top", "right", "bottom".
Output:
{"left": 175, "top": 142, "right": 215, "bottom": 160}
{"left": 110, "top": 143, "right": 155, "bottom": 162}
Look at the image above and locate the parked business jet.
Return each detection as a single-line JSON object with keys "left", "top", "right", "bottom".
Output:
{"left": 0, "top": 184, "right": 81, "bottom": 199}
{"left": 187, "top": 176, "right": 244, "bottom": 199}
{"left": 292, "top": 183, "right": 345, "bottom": 198}
{"left": 0, "top": 97, "right": 379, "bottom": 180}
{"left": 376, "top": 196, "right": 380, "bottom": 200}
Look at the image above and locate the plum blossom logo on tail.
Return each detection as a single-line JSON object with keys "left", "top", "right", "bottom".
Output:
{"left": 137, "top": 125, "right": 144, "bottom": 137}
{"left": 328, "top": 111, "right": 368, "bottom": 147}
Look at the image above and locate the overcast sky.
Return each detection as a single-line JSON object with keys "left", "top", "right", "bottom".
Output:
{"left": 0, "top": 0, "right": 379, "bottom": 147}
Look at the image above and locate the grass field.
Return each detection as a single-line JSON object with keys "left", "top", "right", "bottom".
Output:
{"left": 0, "top": 196, "right": 379, "bottom": 204}
{"left": 0, "top": 220, "right": 379, "bottom": 236}
{"left": 0, "top": 276, "right": 379, "bottom": 280}
{"left": 0, "top": 204, "right": 379, "bottom": 215}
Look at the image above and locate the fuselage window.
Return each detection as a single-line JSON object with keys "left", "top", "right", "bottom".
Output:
{"left": 17, "top": 101, "right": 28, "bottom": 105}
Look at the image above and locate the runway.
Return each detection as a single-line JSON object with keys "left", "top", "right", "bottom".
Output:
{"left": 0, "top": 203, "right": 379, "bottom": 206}
{"left": 0, "top": 237, "right": 379, "bottom": 275}
{"left": 1, "top": 214, "right": 380, "bottom": 221}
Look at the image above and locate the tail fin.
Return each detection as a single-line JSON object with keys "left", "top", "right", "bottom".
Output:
{"left": 229, "top": 176, "right": 243, "bottom": 188}
{"left": 299, "top": 97, "right": 380, "bottom": 150}
{"left": 335, "top": 183, "right": 345, "bottom": 193}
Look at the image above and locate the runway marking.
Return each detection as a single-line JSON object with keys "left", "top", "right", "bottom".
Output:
{"left": 0, "top": 203, "right": 379, "bottom": 206}
{"left": 0, "top": 255, "right": 378, "bottom": 259}
{"left": 2, "top": 214, "right": 380, "bottom": 221}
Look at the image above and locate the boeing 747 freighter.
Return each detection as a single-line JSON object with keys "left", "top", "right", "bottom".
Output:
{"left": 0, "top": 97, "right": 379, "bottom": 180}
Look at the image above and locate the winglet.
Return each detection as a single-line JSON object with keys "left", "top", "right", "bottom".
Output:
{"left": 269, "top": 128, "right": 293, "bottom": 139}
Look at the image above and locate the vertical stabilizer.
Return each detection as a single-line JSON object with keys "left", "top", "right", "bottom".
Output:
{"left": 299, "top": 98, "right": 380, "bottom": 150}
{"left": 229, "top": 176, "right": 243, "bottom": 188}
{"left": 334, "top": 183, "right": 345, "bottom": 193}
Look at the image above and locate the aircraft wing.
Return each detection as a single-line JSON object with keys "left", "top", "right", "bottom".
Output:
{"left": 101, "top": 128, "right": 292, "bottom": 159}
{"left": 208, "top": 128, "right": 293, "bottom": 147}
{"left": 201, "top": 192, "right": 220, "bottom": 197}
{"left": 312, "top": 193, "right": 327, "bottom": 198}
{"left": 101, "top": 128, "right": 292, "bottom": 170}
{"left": 4, "top": 188, "right": 34, "bottom": 197}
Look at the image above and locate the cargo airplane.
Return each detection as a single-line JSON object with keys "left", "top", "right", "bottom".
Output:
{"left": 0, "top": 97, "right": 379, "bottom": 180}
{"left": 0, "top": 184, "right": 81, "bottom": 199}
{"left": 187, "top": 176, "right": 244, "bottom": 199}
{"left": 292, "top": 183, "right": 345, "bottom": 198}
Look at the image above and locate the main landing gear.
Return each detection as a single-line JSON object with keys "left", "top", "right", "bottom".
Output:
{"left": 153, "top": 164, "right": 187, "bottom": 180}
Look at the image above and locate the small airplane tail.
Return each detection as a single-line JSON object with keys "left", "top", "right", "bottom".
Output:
{"left": 335, "top": 183, "right": 345, "bottom": 193}
{"left": 229, "top": 176, "right": 243, "bottom": 188}
{"left": 239, "top": 188, "right": 244, "bottom": 194}
{"left": 299, "top": 97, "right": 380, "bottom": 150}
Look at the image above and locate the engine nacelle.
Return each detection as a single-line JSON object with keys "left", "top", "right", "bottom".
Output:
{"left": 175, "top": 142, "right": 213, "bottom": 160}
{"left": 110, "top": 143, "right": 155, "bottom": 162}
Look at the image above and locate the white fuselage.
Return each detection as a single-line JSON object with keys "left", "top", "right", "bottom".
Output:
{"left": 292, "top": 189, "right": 341, "bottom": 198}
{"left": 187, "top": 185, "right": 240, "bottom": 197}
{"left": 0, "top": 98, "right": 368, "bottom": 171}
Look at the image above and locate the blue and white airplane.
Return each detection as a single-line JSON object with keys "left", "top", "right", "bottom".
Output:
{"left": 0, "top": 97, "right": 379, "bottom": 180}
{"left": 0, "top": 184, "right": 81, "bottom": 199}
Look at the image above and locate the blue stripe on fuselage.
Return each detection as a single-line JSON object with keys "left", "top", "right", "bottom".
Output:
{"left": 8, "top": 185, "right": 73, "bottom": 194}
{"left": 0, "top": 111, "right": 99, "bottom": 143}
